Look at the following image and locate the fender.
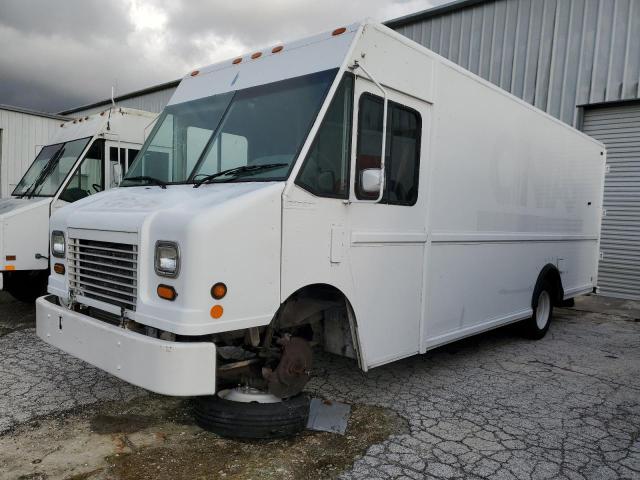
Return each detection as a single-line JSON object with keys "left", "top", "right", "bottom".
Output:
{"left": 532, "top": 264, "right": 564, "bottom": 308}
{"left": 276, "top": 283, "right": 365, "bottom": 369}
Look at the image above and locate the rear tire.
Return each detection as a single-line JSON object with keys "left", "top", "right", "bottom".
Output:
{"left": 522, "top": 282, "right": 554, "bottom": 340}
{"left": 193, "top": 391, "right": 310, "bottom": 439}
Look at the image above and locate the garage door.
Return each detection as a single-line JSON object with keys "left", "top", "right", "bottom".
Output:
{"left": 582, "top": 103, "right": 640, "bottom": 300}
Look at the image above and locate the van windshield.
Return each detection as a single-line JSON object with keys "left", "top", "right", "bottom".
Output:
{"left": 12, "top": 137, "right": 91, "bottom": 198}
{"left": 123, "top": 68, "right": 337, "bottom": 186}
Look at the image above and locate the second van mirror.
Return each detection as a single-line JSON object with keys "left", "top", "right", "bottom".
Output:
{"left": 111, "top": 162, "right": 123, "bottom": 187}
{"left": 360, "top": 168, "right": 382, "bottom": 194}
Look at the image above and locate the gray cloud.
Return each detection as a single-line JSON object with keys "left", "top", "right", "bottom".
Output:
{"left": 0, "top": 0, "right": 443, "bottom": 113}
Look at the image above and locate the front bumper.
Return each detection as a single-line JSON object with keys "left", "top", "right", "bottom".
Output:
{"left": 36, "top": 295, "right": 217, "bottom": 396}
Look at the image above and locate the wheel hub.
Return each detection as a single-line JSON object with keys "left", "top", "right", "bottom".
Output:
{"left": 263, "top": 336, "right": 312, "bottom": 399}
{"left": 218, "top": 386, "right": 281, "bottom": 404}
{"left": 536, "top": 290, "right": 551, "bottom": 329}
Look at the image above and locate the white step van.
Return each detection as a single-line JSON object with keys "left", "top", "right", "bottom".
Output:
{"left": 36, "top": 22, "right": 605, "bottom": 438}
{"left": 2, "top": 108, "right": 156, "bottom": 301}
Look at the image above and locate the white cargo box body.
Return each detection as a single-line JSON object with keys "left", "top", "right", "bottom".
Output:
{"left": 38, "top": 22, "right": 604, "bottom": 396}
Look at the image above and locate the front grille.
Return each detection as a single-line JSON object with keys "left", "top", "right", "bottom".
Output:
{"left": 67, "top": 238, "right": 138, "bottom": 311}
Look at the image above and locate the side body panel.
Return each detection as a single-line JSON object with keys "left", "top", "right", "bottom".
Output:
{"left": 282, "top": 25, "right": 436, "bottom": 369}
{"left": 423, "top": 59, "right": 605, "bottom": 349}
{"left": 1, "top": 200, "right": 51, "bottom": 271}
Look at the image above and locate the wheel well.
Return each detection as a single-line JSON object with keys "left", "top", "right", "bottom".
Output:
{"left": 275, "top": 284, "right": 362, "bottom": 366}
{"left": 532, "top": 264, "right": 564, "bottom": 308}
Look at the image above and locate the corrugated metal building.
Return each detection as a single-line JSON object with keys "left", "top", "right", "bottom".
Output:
{"left": 60, "top": 80, "right": 178, "bottom": 117}
{"left": 388, "top": 0, "right": 640, "bottom": 300}
{"left": 58, "top": 0, "right": 640, "bottom": 299}
{"left": 0, "top": 105, "right": 69, "bottom": 197}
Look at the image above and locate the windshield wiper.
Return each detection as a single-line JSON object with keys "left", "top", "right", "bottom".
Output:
{"left": 22, "top": 147, "right": 65, "bottom": 199}
{"left": 193, "top": 163, "right": 288, "bottom": 188}
{"left": 121, "top": 176, "right": 167, "bottom": 189}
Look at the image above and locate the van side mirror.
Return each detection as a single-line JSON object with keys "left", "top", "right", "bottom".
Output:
{"left": 360, "top": 168, "right": 382, "bottom": 194}
{"left": 111, "top": 162, "right": 123, "bottom": 187}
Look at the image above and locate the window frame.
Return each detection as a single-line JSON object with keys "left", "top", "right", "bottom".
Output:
{"left": 58, "top": 138, "right": 106, "bottom": 202}
{"left": 354, "top": 92, "right": 422, "bottom": 207}
{"left": 294, "top": 72, "right": 355, "bottom": 200}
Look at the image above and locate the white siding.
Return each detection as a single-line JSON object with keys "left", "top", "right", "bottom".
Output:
{"left": 0, "top": 108, "right": 65, "bottom": 197}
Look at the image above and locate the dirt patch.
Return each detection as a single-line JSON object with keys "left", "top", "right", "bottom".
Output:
{"left": 1, "top": 395, "right": 406, "bottom": 480}
{"left": 107, "top": 403, "right": 407, "bottom": 480}
{"left": 90, "top": 414, "right": 156, "bottom": 435}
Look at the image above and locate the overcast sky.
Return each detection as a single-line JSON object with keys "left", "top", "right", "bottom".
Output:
{"left": 0, "top": 0, "right": 446, "bottom": 114}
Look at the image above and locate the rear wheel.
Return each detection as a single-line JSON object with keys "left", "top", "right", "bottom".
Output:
{"left": 521, "top": 283, "right": 554, "bottom": 339}
{"left": 193, "top": 387, "right": 310, "bottom": 439}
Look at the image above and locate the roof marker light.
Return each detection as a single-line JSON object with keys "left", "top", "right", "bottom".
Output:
{"left": 251, "top": 52, "right": 262, "bottom": 60}
{"left": 332, "top": 27, "right": 347, "bottom": 36}
{"left": 272, "top": 45, "right": 284, "bottom": 53}
{"left": 190, "top": 70, "right": 199, "bottom": 77}
{"left": 232, "top": 57, "right": 242, "bottom": 65}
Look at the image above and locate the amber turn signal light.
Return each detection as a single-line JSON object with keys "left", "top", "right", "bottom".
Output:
{"left": 157, "top": 284, "right": 177, "bottom": 301}
{"left": 272, "top": 45, "right": 284, "bottom": 53}
{"left": 54, "top": 263, "right": 65, "bottom": 275}
{"left": 210, "top": 305, "right": 224, "bottom": 319}
{"left": 332, "top": 27, "right": 347, "bottom": 36}
{"left": 211, "top": 282, "right": 227, "bottom": 300}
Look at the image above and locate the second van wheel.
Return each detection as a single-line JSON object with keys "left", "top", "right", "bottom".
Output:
{"left": 522, "top": 283, "right": 554, "bottom": 340}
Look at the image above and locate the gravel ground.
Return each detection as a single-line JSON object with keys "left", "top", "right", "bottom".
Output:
{"left": 1, "top": 293, "right": 639, "bottom": 479}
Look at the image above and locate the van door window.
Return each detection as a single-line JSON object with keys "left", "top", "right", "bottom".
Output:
{"left": 296, "top": 74, "right": 354, "bottom": 198}
{"left": 127, "top": 149, "right": 139, "bottom": 170}
{"left": 60, "top": 140, "right": 105, "bottom": 202}
{"left": 355, "top": 94, "right": 421, "bottom": 206}
{"left": 110, "top": 147, "right": 124, "bottom": 172}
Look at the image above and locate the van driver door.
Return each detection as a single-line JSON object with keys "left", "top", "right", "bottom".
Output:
{"left": 346, "top": 77, "right": 429, "bottom": 368}
{"left": 51, "top": 139, "right": 106, "bottom": 215}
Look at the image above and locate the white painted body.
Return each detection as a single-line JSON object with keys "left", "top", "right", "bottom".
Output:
{"left": 37, "top": 22, "right": 605, "bottom": 396}
{"left": 0, "top": 108, "right": 156, "bottom": 276}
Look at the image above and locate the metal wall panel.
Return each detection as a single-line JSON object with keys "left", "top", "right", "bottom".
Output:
{"left": 68, "top": 87, "right": 177, "bottom": 117}
{"left": 583, "top": 103, "right": 640, "bottom": 300}
{"left": 392, "top": 0, "right": 640, "bottom": 127}
{"left": 0, "top": 109, "right": 64, "bottom": 197}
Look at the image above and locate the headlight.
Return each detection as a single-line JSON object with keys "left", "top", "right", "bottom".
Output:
{"left": 155, "top": 241, "right": 180, "bottom": 277}
{"left": 51, "top": 231, "right": 66, "bottom": 258}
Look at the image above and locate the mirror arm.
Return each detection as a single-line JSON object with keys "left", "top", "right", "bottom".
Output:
{"left": 353, "top": 60, "right": 387, "bottom": 203}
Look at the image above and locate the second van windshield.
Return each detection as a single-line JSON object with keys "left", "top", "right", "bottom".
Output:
{"left": 123, "top": 68, "right": 337, "bottom": 186}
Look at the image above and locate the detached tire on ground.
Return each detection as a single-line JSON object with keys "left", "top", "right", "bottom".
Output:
{"left": 193, "top": 392, "right": 310, "bottom": 439}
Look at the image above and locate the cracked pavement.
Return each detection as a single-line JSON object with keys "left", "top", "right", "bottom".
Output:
{"left": 0, "top": 293, "right": 144, "bottom": 435}
{"left": 1, "top": 293, "right": 639, "bottom": 479}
